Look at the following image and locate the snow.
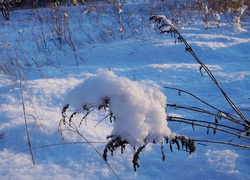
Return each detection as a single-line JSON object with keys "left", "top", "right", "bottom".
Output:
{"left": 205, "top": 149, "right": 239, "bottom": 174}
{"left": 64, "top": 70, "right": 171, "bottom": 147}
{"left": 0, "top": 2, "right": 250, "bottom": 180}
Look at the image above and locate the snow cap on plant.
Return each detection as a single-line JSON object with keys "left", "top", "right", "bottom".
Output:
{"left": 63, "top": 70, "right": 172, "bottom": 148}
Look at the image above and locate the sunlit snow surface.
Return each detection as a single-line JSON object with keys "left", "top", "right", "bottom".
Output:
{"left": 0, "top": 4, "right": 250, "bottom": 180}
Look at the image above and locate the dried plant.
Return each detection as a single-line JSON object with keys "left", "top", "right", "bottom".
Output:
{"left": 150, "top": 15, "right": 250, "bottom": 149}
{"left": 61, "top": 96, "right": 196, "bottom": 172}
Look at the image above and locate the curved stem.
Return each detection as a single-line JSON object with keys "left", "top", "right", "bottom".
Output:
{"left": 151, "top": 16, "right": 249, "bottom": 126}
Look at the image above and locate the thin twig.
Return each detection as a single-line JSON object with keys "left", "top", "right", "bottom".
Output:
{"left": 167, "top": 104, "right": 244, "bottom": 125}
{"left": 60, "top": 106, "right": 120, "bottom": 180}
{"left": 18, "top": 66, "right": 36, "bottom": 165}
{"left": 167, "top": 116, "right": 243, "bottom": 132}
{"left": 1, "top": 141, "right": 107, "bottom": 161}
{"left": 168, "top": 117, "right": 250, "bottom": 141}
{"left": 192, "top": 139, "right": 250, "bottom": 149}
{"left": 164, "top": 87, "right": 237, "bottom": 119}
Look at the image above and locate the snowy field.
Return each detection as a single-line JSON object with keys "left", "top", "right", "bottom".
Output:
{"left": 0, "top": 2, "right": 250, "bottom": 180}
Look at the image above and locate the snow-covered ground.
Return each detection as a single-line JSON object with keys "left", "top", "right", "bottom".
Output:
{"left": 0, "top": 3, "right": 249, "bottom": 179}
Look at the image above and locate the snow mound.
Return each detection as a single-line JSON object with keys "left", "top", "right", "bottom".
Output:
{"left": 64, "top": 70, "right": 171, "bottom": 147}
